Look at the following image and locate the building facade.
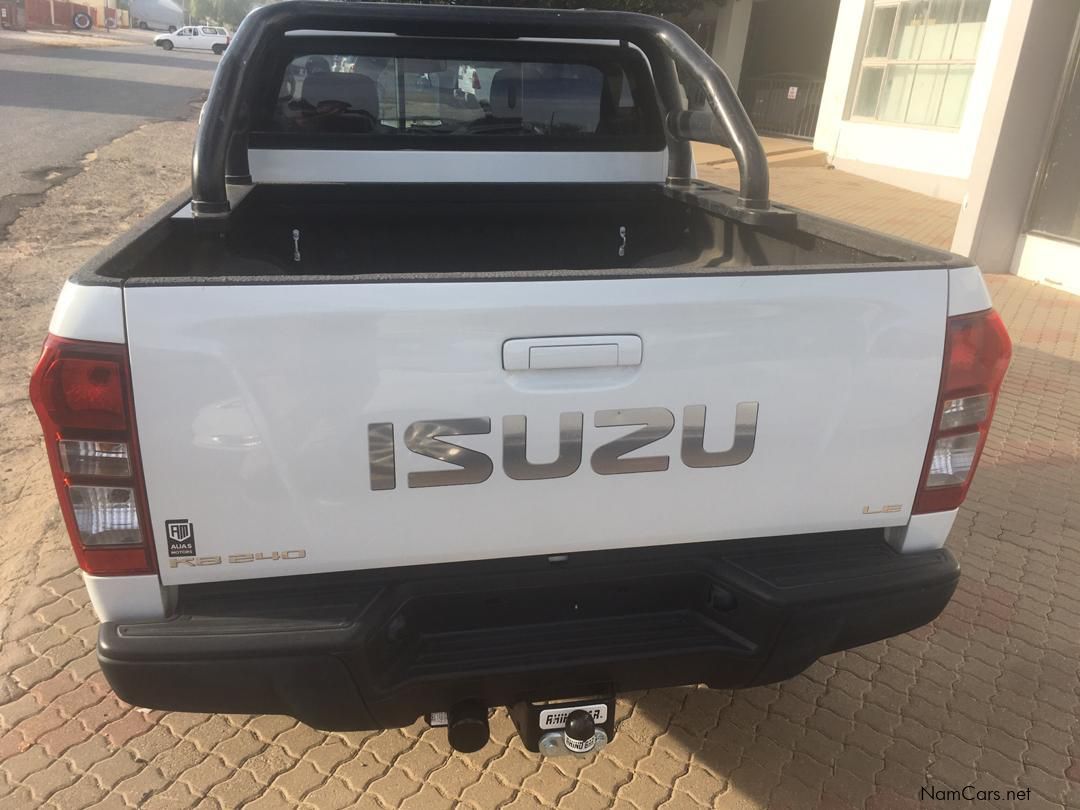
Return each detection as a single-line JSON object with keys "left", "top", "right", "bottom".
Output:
{"left": 813, "top": 0, "right": 997, "bottom": 202}
{"left": 707, "top": 0, "right": 1080, "bottom": 295}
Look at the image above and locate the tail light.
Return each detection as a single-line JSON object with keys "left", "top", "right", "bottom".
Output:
{"left": 29, "top": 335, "right": 157, "bottom": 576}
{"left": 913, "top": 309, "right": 1011, "bottom": 514}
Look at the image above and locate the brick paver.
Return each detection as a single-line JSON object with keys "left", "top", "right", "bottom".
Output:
{"left": 0, "top": 284, "right": 1075, "bottom": 810}
{"left": 698, "top": 163, "right": 962, "bottom": 251}
{"left": 1, "top": 133, "right": 1076, "bottom": 808}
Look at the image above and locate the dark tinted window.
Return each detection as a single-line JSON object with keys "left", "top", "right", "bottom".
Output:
{"left": 1028, "top": 44, "right": 1080, "bottom": 243}
{"left": 259, "top": 41, "right": 662, "bottom": 149}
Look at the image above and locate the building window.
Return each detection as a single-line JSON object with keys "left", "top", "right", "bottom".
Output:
{"left": 1027, "top": 36, "right": 1080, "bottom": 245}
{"left": 851, "top": 0, "right": 990, "bottom": 127}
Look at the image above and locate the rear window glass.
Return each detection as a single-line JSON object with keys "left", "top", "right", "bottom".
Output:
{"left": 257, "top": 41, "right": 664, "bottom": 150}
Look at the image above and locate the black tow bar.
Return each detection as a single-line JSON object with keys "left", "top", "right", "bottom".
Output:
{"left": 431, "top": 696, "right": 616, "bottom": 755}
{"left": 446, "top": 700, "right": 490, "bottom": 753}
{"left": 512, "top": 697, "right": 616, "bottom": 756}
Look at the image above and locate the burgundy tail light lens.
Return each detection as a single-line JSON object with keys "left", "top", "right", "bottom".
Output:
{"left": 913, "top": 309, "right": 1012, "bottom": 514}
{"left": 29, "top": 335, "right": 157, "bottom": 576}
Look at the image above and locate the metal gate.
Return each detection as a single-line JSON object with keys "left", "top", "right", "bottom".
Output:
{"left": 740, "top": 75, "right": 825, "bottom": 140}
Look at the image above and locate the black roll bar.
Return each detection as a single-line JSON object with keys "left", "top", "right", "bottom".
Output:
{"left": 191, "top": 0, "right": 771, "bottom": 219}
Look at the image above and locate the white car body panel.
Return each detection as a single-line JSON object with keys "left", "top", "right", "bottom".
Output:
{"left": 124, "top": 269, "right": 948, "bottom": 587}
{"left": 49, "top": 280, "right": 125, "bottom": 344}
{"left": 886, "top": 509, "right": 958, "bottom": 554}
{"left": 247, "top": 149, "right": 669, "bottom": 185}
{"left": 947, "top": 265, "right": 993, "bottom": 316}
{"left": 84, "top": 573, "right": 171, "bottom": 622}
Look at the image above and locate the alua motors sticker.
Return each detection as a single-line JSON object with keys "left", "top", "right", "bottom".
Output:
{"left": 164, "top": 519, "right": 196, "bottom": 557}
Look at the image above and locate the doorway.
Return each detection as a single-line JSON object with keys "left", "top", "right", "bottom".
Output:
{"left": 738, "top": 0, "right": 841, "bottom": 139}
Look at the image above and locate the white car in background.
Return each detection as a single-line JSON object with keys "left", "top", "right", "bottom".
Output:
{"left": 154, "top": 26, "right": 230, "bottom": 54}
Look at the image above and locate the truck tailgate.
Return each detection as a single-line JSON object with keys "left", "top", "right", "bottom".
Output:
{"left": 125, "top": 270, "right": 947, "bottom": 586}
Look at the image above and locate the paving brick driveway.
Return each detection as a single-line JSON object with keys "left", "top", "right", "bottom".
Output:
{"left": 2, "top": 162, "right": 1079, "bottom": 808}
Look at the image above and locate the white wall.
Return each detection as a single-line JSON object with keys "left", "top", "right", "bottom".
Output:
{"left": 813, "top": 0, "right": 1014, "bottom": 202}
{"left": 1014, "top": 234, "right": 1080, "bottom": 297}
{"left": 710, "top": 0, "right": 755, "bottom": 91}
{"left": 951, "top": 0, "right": 1079, "bottom": 273}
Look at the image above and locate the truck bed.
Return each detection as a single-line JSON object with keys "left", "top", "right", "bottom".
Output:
{"left": 83, "top": 181, "right": 963, "bottom": 285}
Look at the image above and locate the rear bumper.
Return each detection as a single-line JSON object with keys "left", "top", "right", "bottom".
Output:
{"left": 98, "top": 530, "right": 958, "bottom": 731}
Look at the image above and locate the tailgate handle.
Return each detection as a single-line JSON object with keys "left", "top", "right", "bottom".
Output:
{"left": 503, "top": 335, "right": 642, "bottom": 371}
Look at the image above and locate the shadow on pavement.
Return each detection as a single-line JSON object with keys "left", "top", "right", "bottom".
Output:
{"left": 0, "top": 69, "right": 205, "bottom": 116}
{"left": 9, "top": 45, "right": 219, "bottom": 72}
{"left": 633, "top": 338, "right": 1080, "bottom": 809}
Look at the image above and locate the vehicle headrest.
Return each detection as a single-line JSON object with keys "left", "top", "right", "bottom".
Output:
{"left": 301, "top": 71, "right": 380, "bottom": 119}
{"left": 305, "top": 56, "right": 331, "bottom": 74}
{"left": 487, "top": 67, "right": 603, "bottom": 133}
{"left": 488, "top": 67, "right": 521, "bottom": 118}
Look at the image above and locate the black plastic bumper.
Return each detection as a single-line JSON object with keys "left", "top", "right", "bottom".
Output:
{"left": 98, "top": 530, "right": 958, "bottom": 731}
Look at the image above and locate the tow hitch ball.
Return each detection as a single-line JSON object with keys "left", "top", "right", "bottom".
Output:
{"left": 433, "top": 698, "right": 614, "bottom": 755}
{"left": 539, "top": 709, "right": 608, "bottom": 757}
{"left": 512, "top": 699, "right": 615, "bottom": 757}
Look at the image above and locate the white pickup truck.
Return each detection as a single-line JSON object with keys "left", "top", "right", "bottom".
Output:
{"left": 153, "top": 25, "right": 230, "bottom": 54}
{"left": 31, "top": 1, "right": 1011, "bottom": 756}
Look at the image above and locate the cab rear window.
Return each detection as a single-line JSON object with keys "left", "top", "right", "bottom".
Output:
{"left": 253, "top": 39, "right": 665, "bottom": 151}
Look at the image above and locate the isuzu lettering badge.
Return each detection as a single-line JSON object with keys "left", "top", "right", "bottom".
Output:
{"left": 368, "top": 404, "right": 758, "bottom": 490}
